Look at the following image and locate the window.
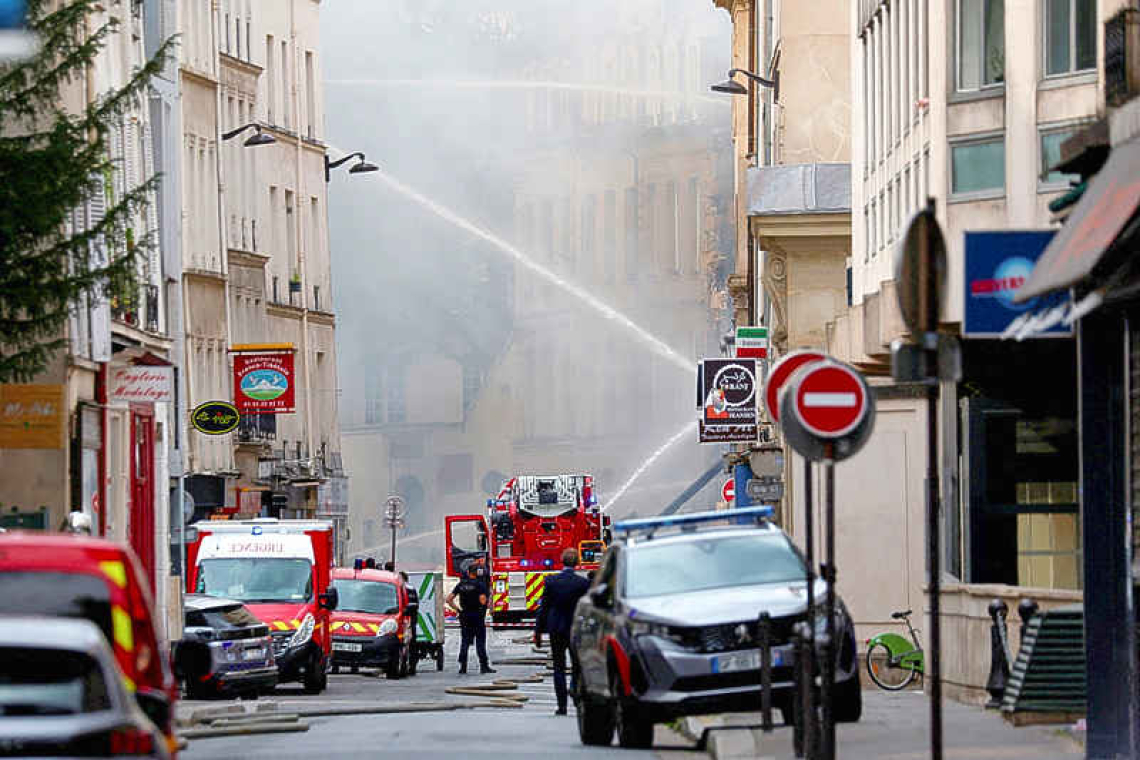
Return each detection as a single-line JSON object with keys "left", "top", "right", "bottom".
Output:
{"left": 603, "top": 190, "right": 616, "bottom": 284}
{"left": 1045, "top": 0, "right": 1096, "bottom": 76}
{"left": 952, "top": 136, "right": 1005, "bottom": 195}
{"left": 1040, "top": 128, "right": 1081, "bottom": 187}
{"left": 305, "top": 51, "right": 317, "bottom": 138}
{"left": 957, "top": 0, "right": 1005, "bottom": 91}
{"left": 266, "top": 36, "right": 275, "bottom": 123}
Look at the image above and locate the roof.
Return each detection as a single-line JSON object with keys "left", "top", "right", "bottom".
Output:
{"left": 748, "top": 162, "right": 852, "bottom": 216}
{"left": 0, "top": 615, "right": 109, "bottom": 653}
{"left": 331, "top": 568, "right": 402, "bottom": 585}
{"left": 184, "top": 593, "right": 244, "bottom": 611}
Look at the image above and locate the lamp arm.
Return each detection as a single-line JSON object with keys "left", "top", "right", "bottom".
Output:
{"left": 729, "top": 68, "right": 777, "bottom": 90}
{"left": 326, "top": 152, "right": 364, "bottom": 171}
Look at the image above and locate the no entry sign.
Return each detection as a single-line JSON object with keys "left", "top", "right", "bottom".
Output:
{"left": 792, "top": 363, "right": 869, "bottom": 438}
{"left": 722, "top": 478, "right": 735, "bottom": 503}
{"left": 764, "top": 350, "right": 825, "bottom": 422}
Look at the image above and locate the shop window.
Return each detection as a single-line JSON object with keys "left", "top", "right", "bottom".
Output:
{"left": 956, "top": 0, "right": 1005, "bottom": 91}
{"left": 951, "top": 136, "right": 1005, "bottom": 196}
{"left": 1045, "top": 0, "right": 1096, "bottom": 77}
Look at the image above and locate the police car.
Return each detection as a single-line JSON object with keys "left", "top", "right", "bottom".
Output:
{"left": 570, "top": 506, "right": 861, "bottom": 749}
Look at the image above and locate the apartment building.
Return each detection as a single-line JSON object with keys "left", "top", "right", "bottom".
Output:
{"left": 178, "top": 0, "right": 347, "bottom": 552}
{"left": 838, "top": 0, "right": 1099, "bottom": 702}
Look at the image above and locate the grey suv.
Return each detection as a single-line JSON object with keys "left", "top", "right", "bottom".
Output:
{"left": 570, "top": 507, "right": 861, "bottom": 748}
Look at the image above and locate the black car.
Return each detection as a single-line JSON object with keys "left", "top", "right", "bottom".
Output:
{"left": 173, "top": 595, "right": 278, "bottom": 699}
{"left": 570, "top": 507, "right": 861, "bottom": 749}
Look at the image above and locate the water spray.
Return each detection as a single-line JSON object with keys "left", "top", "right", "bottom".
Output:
{"left": 604, "top": 419, "right": 698, "bottom": 514}
{"left": 327, "top": 78, "right": 729, "bottom": 107}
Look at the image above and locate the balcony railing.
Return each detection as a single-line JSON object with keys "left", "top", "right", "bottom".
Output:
{"left": 237, "top": 413, "right": 277, "bottom": 444}
{"left": 1106, "top": 8, "right": 1140, "bottom": 108}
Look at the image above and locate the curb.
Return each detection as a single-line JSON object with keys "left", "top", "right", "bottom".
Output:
{"left": 179, "top": 720, "right": 309, "bottom": 739}
{"left": 676, "top": 716, "right": 770, "bottom": 760}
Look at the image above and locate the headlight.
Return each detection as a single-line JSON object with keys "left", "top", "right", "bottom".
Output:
{"left": 812, "top": 601, "right": 848, "bottom": 640}
{"left": 289, "top": 613, "right": 315, "bottom": 649}
{"left": 629, "top": 619, "right": 692, "bottom": 647}
{"left": 377, "top": 619, "right": 398, "bottom": 637}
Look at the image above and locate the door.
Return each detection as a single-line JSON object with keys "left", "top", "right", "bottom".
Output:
{"left": 129, "top": 404, "right": 155, "bottom": 592}
{"left": 444, "top": 515, "right": 488, "bottom": 578}
{"left": 576, "top": 548, "right": 617, "bottom": 697}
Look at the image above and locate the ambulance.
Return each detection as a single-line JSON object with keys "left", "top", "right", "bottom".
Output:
{"left": 186, "top": 519, "right": 338, "bottom": 695}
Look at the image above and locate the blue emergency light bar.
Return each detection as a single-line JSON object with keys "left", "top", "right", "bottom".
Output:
{"left": 613, "top": 506, "right": 774, "bottom": 536}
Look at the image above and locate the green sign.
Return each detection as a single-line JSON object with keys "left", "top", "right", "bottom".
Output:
{"left": 191, "top": 401, "right": 240, "bottom": 435}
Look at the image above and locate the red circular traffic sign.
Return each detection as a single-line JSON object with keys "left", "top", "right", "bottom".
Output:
{"left": 722, "top": 478, "right": 735, "bottom": 502}
{"left": 792, "top": 362, "right": 869, "bottom": 439}
{"left": 765, "top": 350, "right": 825, "bottom": 422}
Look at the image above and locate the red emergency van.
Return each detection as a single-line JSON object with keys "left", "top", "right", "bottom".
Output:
{"left": 186, "top": 519, "right": 338, "bottom": 694}
{"left": 0, "top": 532, "right": 179, "bottom": 754}
{"left": 328, "top": 567, "right": 416, "bottom": 679}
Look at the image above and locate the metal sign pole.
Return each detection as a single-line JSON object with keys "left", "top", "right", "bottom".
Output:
{"left": 803, "top": 456, "right": 817, "bottom": 757}
{"left": 922, "top": 199, "right": 944, "bottom": 760}
{"left": 820, "top": 443, "right": 836, "bottom": 760}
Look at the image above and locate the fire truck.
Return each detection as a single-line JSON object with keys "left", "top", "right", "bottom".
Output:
{"left": 445, "top": 474, "right": 611, "bottom": 627}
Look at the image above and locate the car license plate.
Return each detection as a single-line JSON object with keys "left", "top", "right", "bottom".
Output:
{"left": 242, "top": 648, "right": 264, "bottom": 661}
{"left": 712, "top": 650, "right": 761, "bottom": 674}
{"left": 333, "top": 642, "right": 363, "bottom": 653}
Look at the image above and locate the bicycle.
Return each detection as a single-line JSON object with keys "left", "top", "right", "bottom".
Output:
{"left": 865, "top": 609, "right": 925, "bottom": 690}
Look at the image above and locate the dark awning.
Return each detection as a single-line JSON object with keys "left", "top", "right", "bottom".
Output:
{"left": 1016, "top": 136, "right": 1140, "bottom": 303}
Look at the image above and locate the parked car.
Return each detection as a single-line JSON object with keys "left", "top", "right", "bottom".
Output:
{"left": 571, "top": 507, "right": 861, "bottom": 749}
{"left": 173, "top": 595, "right": 278, "bottom": 700}
{"left": 0, "top": 616, "right": 170, "bottom": 759}
{"left": 0, "top": 532, "right": 177, "bottom": 753}
{"left": 328, "top": 567, "right": 417, "bottom": 678}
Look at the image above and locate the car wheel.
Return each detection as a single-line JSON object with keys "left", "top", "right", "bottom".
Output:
{"left": 611, "top": 672, "right": 653, "bottom": 749}
{"left": 303, "top": 653, "right": 327, "bottom": 695}
{"left": 833, "top": 672, "right": 863, "bottom": 723}
{"left": 575, "top": 678, "right": 614, "bottom": 746}
{"left": 385, "top": 652, "right": 403, "bottom": 680}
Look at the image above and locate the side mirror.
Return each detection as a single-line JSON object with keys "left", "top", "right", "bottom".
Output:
{"left": 319, "top": 587, "right": 339, "bottom": 611}
{"left": 589, "top": 584, "right": 611, "bottom": 609}
{"left": 135, "top": 688, "right": 171, "bottom": 730}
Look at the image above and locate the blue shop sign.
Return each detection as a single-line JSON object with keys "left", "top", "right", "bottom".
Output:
{"left": 963, "top": 230, "right": 1070, "bottom": 338}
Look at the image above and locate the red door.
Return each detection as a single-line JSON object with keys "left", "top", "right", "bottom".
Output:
{"left": 129, "top": 404, "right": 155, "bottom": 592}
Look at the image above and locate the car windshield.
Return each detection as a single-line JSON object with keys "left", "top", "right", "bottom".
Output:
{"left": 0, "top": 647, "right": 111, "bottom": 716}
{"left": 625, "top": 533, "right": 806, "bottom": 598}
{"left": 186, "top": 603, "right": 262, "bottom": 630}
{"left": 0, "top": 572, "right": 114, "bottom": 643}
{"left": 195, "top": 558, "right": 313, "bottom": 603}
{"left": 331, "top": 579, "right": 400, "bottom": 614}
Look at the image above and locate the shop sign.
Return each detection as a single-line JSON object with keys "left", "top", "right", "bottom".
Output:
{"left": 191, "top": 401, "right": 240, "bottom": 435}
{"left": 233, "top": 350, "right": 295, "bottom": 414}
{"left": 110, "top": 365, "right": 173, "bottom": 404}
{"left": 964, "top": 230, "right": 1067, "bottom": 337}
{"left": 0, "top": 384, "right": 64, "bottom": 449}
{"left": 698, "top": 358, "right": 758, "bottom": 443}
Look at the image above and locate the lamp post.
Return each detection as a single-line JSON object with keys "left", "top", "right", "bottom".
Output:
{"left": 221, "top": 122, "right": 276, "bottom": 147}
{"left": 324, "top": 151, "right": 379, "bottom": 182}
{"left": 710, "top": 67, "right": 780, "bottom": 102}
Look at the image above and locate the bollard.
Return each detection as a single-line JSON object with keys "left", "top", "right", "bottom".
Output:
{"left": 792, "top": 621, "right": 817, "bottom": 759}
{"left": 1017, "top": 598, "right": 1039, "bottom": 647}
{"left": 759, "top": 612, "right": 774, "bottom": 732}
{"left": 985, "top": 599, "right": 1010, "bottom": 709}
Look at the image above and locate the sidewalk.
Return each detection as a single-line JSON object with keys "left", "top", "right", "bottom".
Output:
{"left": 676, "top": 690, "right": 1082, "bottom": 759}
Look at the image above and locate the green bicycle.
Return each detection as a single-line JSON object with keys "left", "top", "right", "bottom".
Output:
{"left": 865, "top": 609, "right": 925, "bottom": 690}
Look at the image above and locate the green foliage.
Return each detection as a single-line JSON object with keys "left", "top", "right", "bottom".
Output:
{"left": 0, "top": 0, "right": 174, "bottom": 382}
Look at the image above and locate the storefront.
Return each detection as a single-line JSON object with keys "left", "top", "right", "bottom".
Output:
{"left": 1014, "top": 132, "right": 1140, "bottom": 759}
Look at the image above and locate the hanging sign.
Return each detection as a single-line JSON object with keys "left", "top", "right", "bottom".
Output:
{"left": 232, "top": 346, "right": 296, "bottom": 414}
{"left": 698, "top": 358, "right": 758, "bottom": 443}
{"left": 0, "top": 384, "right": 64, "bottom": 449}
{"left": 735, "top": 326, "right": 769, "bottom": 359}
{"left": 963, "top": 230, "right": 1066, "bottom": 337}
{"left": 110, "top": 365, "right": 173, "bottom": 404}
{"left": 192, "top": 401, "right": 240, "bottom": 435}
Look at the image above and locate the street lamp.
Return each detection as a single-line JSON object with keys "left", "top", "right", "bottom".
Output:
{"left": 221, "top": 122, "right": 276, "bottom": 147}
{"left": 711, "top": 68, "right": 780, "bottom": 102}
{"left": 324, "top": 151, "right": 379, "bottom": 182}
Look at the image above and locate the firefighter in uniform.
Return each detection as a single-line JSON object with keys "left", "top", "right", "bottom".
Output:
{"left": 534, "top": 548, "right": 590, "bottom": 715}
{"left": 446, "top": 563, "right": 496, "bottom": 675}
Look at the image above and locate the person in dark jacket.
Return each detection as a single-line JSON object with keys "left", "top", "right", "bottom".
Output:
{"left": 446, "top": 564, "right": 496, "bottom": 675}
{"left": 534, "top": 548, "right": 591, "bottom": 715}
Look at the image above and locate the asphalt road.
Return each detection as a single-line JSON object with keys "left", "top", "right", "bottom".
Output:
{"left": 180, "top": 627, "right": 702, "bottom": 760}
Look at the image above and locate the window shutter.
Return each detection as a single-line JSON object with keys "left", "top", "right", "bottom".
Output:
{"left": 87, "top": 178, "right": 111, "bottom": 362}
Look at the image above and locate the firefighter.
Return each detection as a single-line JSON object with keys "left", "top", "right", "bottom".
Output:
{"left": 534, "top": 548, "right": 590, "bottom": 715}
{"left": 446, "top": 564, "right": 496, "bottom": 675}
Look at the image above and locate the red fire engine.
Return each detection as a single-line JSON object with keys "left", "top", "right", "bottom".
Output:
{"left": 445, "top": 474, "right": 611, "bottom": 627}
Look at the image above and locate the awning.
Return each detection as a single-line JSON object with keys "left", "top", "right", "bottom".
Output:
{"left": 1000, "top": 290, "right": 1104, "bottom": 341}
{"left": 1016, "top": 136, "right": 1140, "bottom": 302}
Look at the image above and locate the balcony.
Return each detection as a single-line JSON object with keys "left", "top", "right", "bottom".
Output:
{"left": 237, "top": 413, "right": 277, "bottom": 444}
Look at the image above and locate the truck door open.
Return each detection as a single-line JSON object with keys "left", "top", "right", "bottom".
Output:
{"left": 445, "top": 515, "right": 488, "bottom": 578}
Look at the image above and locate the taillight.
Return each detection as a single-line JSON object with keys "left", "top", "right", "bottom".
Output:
{"left": 109, "top": 727, "right": 156, "bottom": 755}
